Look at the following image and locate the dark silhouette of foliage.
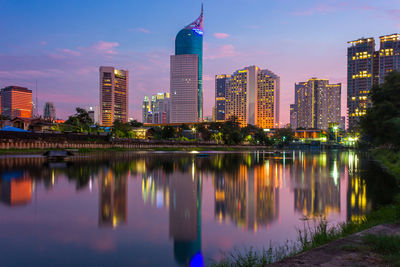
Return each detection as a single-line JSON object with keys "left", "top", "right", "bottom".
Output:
{"left": 361, "top": 71, "right": 400, "bottom": 148}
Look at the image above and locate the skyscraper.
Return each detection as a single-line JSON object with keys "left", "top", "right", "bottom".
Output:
{"left": 170, "top": 5, "right": 203, "bottom": 123}
{"left": 142, "top": 96, "right": 152, "bottom": 123}
{"left": 43, "top": 102, "right": 56, "bottom": 121}
{"left": 99, "top": 66, "right": 129, "bottom": 126}
{"left": 379, "top": 34, "right": 400, "bottom": 84}
{"left": 290, "top": 104, "right": 297, "bottom": 130}
{"left": 224, "top": 66, "right": 280, "bottom": 128}
{"left": 293, "top": 78, "right": 341, "bottom": 130}
{"left": 347, "top": 38, "right": 375, "bottom": 129}
{"left": 347, "top": 34, "right": 400, "bottom": 129}
{"left": 0, "top": 86, "right": 32, "bottom": 118}
{"left": 215, "top": 75, "right": 230, "bottom": 122}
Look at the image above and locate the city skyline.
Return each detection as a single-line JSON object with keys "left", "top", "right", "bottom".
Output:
{"left": 0, "top": 0, "right": 399, "bottom": 124}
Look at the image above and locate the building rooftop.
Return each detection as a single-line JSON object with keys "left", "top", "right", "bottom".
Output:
{"left": 0, "top": 86, "right": 32, "bottom": 93}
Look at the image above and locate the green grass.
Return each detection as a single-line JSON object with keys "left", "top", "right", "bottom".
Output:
{"left": 363, "top": 234, "right": 400, "bottom": 266}
{"left": 210, "top": 243, "right": 298, "bottom": 267}
{"left": 373, "top": 149, "right": 400, "bottom": 179}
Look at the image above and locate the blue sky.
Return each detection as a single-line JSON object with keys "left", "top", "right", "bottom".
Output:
{"left": 0, "top": 0, "right": 399, "bottom": 123}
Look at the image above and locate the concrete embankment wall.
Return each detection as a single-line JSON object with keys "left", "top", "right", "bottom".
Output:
{"left": 0, "top": 132, "right": 267, "bottom": 150}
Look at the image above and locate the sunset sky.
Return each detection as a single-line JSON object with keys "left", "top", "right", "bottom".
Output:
{"left": 0, "top": 0, "right": 399, "bottom": 124}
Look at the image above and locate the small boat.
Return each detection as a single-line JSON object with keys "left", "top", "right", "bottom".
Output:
{"left": 43, "top": 150, "right": 74, "bottom": 161}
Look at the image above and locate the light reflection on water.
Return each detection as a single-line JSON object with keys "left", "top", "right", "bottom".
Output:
{"left": 0, "top": 151, "right": 390, "bottom": 266}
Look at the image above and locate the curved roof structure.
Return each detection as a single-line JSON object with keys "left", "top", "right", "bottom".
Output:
{"left": 184, "top": 4, "right": 203, "bottom": 35}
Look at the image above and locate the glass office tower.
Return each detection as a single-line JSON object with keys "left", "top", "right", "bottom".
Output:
{"left": 171, "top": 5, "right": 203, "bottom": 122}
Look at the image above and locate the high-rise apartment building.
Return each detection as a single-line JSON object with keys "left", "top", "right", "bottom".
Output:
{"left": 43, "top": 102, "right": 56, "bottom": 121}
{"left": 224, "top": 66, "right": 279, "bottom": 128}
{"left": 347, "top": 34, "right": 400, "bottom": 129}
{"left": 347, "top": 38, "right": 375, "bottom": 129}
{"left": 99, "top": 66, "right": 129, "bottom": 126}
{"left": 290, "top": 104, "right": 297, "bottom": 130}
{"left": 0, "top": 86, "right": 32, "bottom": 118}
{"left": 142, "top": 93, "right": 170, "bottom": 124}
{"left": 292, "top": 78, "right": 341, "bottom": 130}
{"left": 170, "top": 6, "right": 203, "bottom": 123}
{"left": 379, "top": 34, "right": 400, "bottom": 84}
{"left": 215, "top": 75, "right": 230, "bottom": 122}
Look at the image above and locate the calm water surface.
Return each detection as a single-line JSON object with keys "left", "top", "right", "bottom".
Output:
{"left": 0, "top": 151, "right": 394, "bottom": 266}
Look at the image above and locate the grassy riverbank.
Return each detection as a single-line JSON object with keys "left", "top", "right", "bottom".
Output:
{"left": 213, "top": 149, "right": 400, "bottom": 266}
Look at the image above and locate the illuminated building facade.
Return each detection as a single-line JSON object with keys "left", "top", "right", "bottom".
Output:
{"left": 99, "top": 66, "right": 129, "bottom": 126}
{"left": 0, "top": 86, "right": 32, "bottom": 118}
{"left": 142, "top": 96, "right": 152, "bottom": 123}
{"left": 43, "top": 102, "right": 56, "bottom": 121}
{"left": 224, "top": 66, "right": 280, "bottom": 128}
{"left": 379, "top": 34, "right": 400, "bottom": 84}
{"left": 347, "top": 34, "right": 400, "bottom": 129}
{"left": 215, "top": 74, "right": 230, "bottom": 122}
{"left": 290, "top": 104, "right": 297, "bottom": 130}
{"left": 142, "top": 93, "right": 170, "bottom": 124}
{"left": 170, "top": 6, "right": 203, "bottom": 123}
{"left": 347, "top": 38, "right": 376, "bottom": 129}
{"left": 293, "top": 78, "right": 341, "bottom": 130}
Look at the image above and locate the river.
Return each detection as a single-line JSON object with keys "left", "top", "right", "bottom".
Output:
{"left": 0, "top": 151, "right": 396, "bottom": 266}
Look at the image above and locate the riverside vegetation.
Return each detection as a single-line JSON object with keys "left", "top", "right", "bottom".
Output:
{"left": 212, "top": 71, "right": 400, "bottom": 266}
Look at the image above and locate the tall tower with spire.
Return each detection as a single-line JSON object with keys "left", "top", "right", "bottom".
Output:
{"left": 170, "top": 5, "right": 204, "bottom": 123}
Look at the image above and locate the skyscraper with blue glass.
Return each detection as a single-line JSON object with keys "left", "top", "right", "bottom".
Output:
{"left": 170, "top": 5, "right": 203, "bottom": 123}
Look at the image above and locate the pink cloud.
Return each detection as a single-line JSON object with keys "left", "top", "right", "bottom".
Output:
{"left": 291, "top": 2, "right": 379, "bottom": 16}
{"left": 89, "top": 41, "right": 119, "bottom": 55}
{"left": 134, "top": 28, "right": 151, "bottom": 34}
{"left": 205, "top": 44, "right": 236, "bottom": 60}
{"left": 291, "top": 4, "right": 336, "bottom": 16}
{"left": 213, "top": 33, "right": 230, "bottom": 39}
{"left": 59, "top": 48, "right": 81, "bottom": 56}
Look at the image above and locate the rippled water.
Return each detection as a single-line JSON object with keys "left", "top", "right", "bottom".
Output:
{"left": 0, "top": 151, "right": 394, "bottom": 266}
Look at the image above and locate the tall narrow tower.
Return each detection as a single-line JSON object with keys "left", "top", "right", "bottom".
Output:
{"left": 170, "top": 5, "right": 203, "bottom": 123}
{"left": 99, "top": 66, "right": 129, "bottom": 126}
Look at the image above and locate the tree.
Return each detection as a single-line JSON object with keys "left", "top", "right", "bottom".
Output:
{"left": 129, "top": 120, "right": 143, "bottom": 128}
{"left": 220, "top": 118, "right": 243, "bottom": 145}
{"left": 361, "top": 71, "right": 400, "bottom": 148}
{"left": 196, "top": 124, "right": 212, "bottom": 141}
{"left": 273, "top": 127, "right": 294, "bottom": 145}
{"left": 64, "top": 107, "right": 93, "bottom": 132}
{"left": 161, "top": 126, "right": 176, "bottom": 139}
{"left": 112, "top": 120, "right": 133, "bottom": 138}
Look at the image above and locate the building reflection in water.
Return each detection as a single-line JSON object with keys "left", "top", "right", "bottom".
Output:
{"left": 0, "top": 152, "right": 387, "bottom": 266}
{"left": 290, "top": 152, "right": 341, "bottom": 219}
{"left": 0, "top": 171, "right": 32, "bottom": 206}
{"left": 346, "top": 152, "right": 371, "bottom": 223}
{"left": 141, "top": 157, "right": 203, "bottom": 266}
{"left": 99, "top": 169, "right": 128, "bottom": 228}
{"left": 214, "top": 158, "right": 280, "bottom": 231}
